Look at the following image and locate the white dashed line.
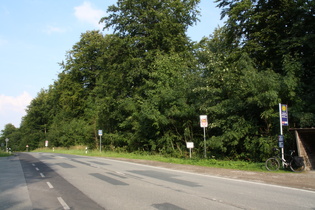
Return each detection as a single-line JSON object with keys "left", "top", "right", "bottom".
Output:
{"left": 40, "top": 173, "right": 45, "bottom": 178}
{"left": 57, "top": 197, "right": 70, "bottom": 210}
{"left": 32, "top": 164, "right": 35, "bottom": 166}
{"left": 46, "top": 182, "right": 54, "bottom": 189}
{"left": 116, "top": 171, "right": 125, "bottom": 176}
{"left": 35, "top": 167, "right": 39, "bottom": 171}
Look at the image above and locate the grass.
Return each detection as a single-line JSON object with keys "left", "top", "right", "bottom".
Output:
{"left": 0, "top": 150, "right": 12, "bottom": 157}
{"left": 32, "top": 147, "right": 268, "bottom": 172}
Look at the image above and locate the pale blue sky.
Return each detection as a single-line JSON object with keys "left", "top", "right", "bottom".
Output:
{"left": 0, "top": 0, "right": 224, "bottom": 131}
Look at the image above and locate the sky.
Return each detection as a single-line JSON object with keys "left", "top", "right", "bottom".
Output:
{"left": 0, "top": 0, "right": 225, "bottom": 132}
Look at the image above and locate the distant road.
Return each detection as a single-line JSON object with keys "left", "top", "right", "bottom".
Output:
{"left": 19, "top": 152, "right": 315, "bottom": 209}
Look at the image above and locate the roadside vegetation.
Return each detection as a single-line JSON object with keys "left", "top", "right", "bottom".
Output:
{"left": 0, "top": 151, "right": 11, "bottom": 157}
{"left": 33, "top": 147, "right": 270, "bottom": 172}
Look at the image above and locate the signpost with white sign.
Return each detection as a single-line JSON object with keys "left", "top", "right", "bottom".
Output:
{"left": 186, "top": 142, "right": 194, "bottom": 158}
{"left": 98, "top": 130, "right": 103, "bottom": 152}
{"left": 200, "top": 115, "right": 208, "bottom": 158}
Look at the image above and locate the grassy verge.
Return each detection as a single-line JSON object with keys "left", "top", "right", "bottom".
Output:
{"left": 32, "top": 147, "right": 269, "bottom": 172}
{"left": 0, "top": 150, "right": 11, "bottom": 157}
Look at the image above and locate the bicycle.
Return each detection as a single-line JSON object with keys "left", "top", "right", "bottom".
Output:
{"left": 265, "top": 148, "right": 305, "bottom": 172}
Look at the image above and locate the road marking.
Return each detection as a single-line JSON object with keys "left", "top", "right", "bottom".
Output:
{"left": 116, "top": 171, "right": 125, "bottom": 176}
{"left": 40, "top": 173, "right": 45, "bottom": 178}
{"left": 102, "top": 157, "right": 315, "bottom": 194}
{"left": 32, "top": 164, "right": 35, "bottom": 166}
{"left": 46, "top": 182, "right": 54, "bottom": 189}
{"left": 35, "top": 167, "right": 39, "bottom": 171}
{"left": 57, "top": 197, "right": 70, "bottom": 210}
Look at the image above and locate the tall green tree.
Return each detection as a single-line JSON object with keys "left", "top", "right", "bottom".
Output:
{"left": 216, "top": 0, "right": 315, "bottom": 127}
{"left": 95, "top": 0, "right": 201, "bottom": 153}
{"left": 19, "top": 89, "right": 51, "bottom": 149}
{"left": 0, "top": 124, "right": 19, "bottom": 151}
{"left": 101, "top": 0, "right": 200, "bottom": 53}
{"left": 49, "top": 31, "right": 105, "bottom": 148}
{"left": 194, "top": 28, "right": 283, "bottom": 160}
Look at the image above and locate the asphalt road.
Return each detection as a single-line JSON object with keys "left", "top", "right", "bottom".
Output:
{"left": 17, "top": 152, "right": 315, "bottom": 209}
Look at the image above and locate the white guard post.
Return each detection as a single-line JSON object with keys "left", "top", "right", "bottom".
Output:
{"left": 98, "top": 130, "right": 103, "bottom": 152}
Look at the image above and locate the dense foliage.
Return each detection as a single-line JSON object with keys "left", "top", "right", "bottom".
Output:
{"left": 1, "top": 0, "right": 314, "bottom": 161}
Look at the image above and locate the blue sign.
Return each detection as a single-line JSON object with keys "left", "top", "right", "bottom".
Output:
{"left": 278, "top": 135, "right": 284, "bottom": 148}
{"left": 98, "top": 130, "right": 103, "bottom": 136}
{"left": 280, "top": 104, "right": 288, "bottom": 126}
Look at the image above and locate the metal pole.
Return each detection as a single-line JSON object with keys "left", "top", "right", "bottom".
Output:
{"left": 100, "top": 136, "right": 102, "bottom": 152}
{"left": 203, "top": 127, "right": 206, "bottom": 158}
{"left": 279, "top": 103, "right": 284, "bottom": 167}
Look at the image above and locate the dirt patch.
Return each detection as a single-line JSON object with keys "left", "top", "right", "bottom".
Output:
{"left": 110, "top": 158, "right": 315, "bottom": 191}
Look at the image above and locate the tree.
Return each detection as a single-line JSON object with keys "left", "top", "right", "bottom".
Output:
{"left": 95, "top": 0, "right": 201, "bottom": 153}
{"left": 194, "top": 28, "right": 282, "bottom": 160}
{"left": 0, "top": 124, "right": 18, "bottom": 151}
{"left": 215, "top": 0, "right": 315, "bottom": 127}
{"left": 101, "top": 0, "right": 200, "bottom": 53}
{"left": 18, "top": 89, "right": 52, "bottom": 149}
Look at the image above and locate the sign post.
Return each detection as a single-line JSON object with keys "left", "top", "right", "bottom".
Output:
{"left": 186, "top": 142, "right": 194, "bottom": 158}
{"left": 5, "top": 138, "right": 9, "bottom": 153}
{"left": 98, "top": 130, "right": 103, "bottom": 152}
{"left": 200, "top": 115, "right": 208, "bottom": 158}
{"left": 279, "top": 104, "right": 288, "bottom": 166}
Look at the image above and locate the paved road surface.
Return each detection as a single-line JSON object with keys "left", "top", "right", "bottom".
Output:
{"left": 1, "top": 152, "right": 315, "bottom": 209}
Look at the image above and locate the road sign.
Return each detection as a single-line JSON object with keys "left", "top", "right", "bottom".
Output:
{"left": 186, "top": 142, "right": 194, "bottom": 148}
{"left": 200, "top": 115, "right": 208, "bottom": 128}
{"left": 98, "top": 130, "right": 103, "bottom": 136}
{"left": 278, "top": 135, "right": 284, "bottom": 148}
{"left": 5, "top": 138, "right": 9, "bottom": 142}
{"left": 186, "top": 142, "right": 194, "bottom": 158}
{"left": 280, "top": 104, "right": 288, "bottom": 126}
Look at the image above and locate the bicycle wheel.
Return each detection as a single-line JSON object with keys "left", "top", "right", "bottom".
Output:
{"left": 290, "top": 159, "right": 305, "bottom": 172}
{"left": 265, "top": 158, "right": 280, "bottom": 171}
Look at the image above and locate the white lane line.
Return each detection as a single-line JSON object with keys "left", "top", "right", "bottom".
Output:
{"left": 57, "top": 197, "right": 70, "bottom": 210}
{"left": 116, "top": 171, "right": 125, "bottom": 176}
{"left": 35, "top": 167, "right": 39, "bottom": 171}
{"left": 46, "top": 182, "right": 54, "bottom": 189}
{"left": 32, "top": 164, "right": 35, "bottom": 166}
{"left": 40, "top": 173, "right": 45, "bottom": 178}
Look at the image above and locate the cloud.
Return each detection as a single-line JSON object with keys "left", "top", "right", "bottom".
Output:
{"left": 0, "top": 91, "right": 33, "bottom": 128}
{"left": 74, "top": 2, "right": 106, "bottom": 29}
{"left": 43, "top": 25, "right": 66, "bottom": 34}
